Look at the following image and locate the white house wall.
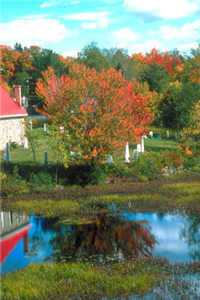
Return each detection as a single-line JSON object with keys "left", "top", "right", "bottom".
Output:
{"left": 0, "top": 117, "right": 26, "bottom": 150}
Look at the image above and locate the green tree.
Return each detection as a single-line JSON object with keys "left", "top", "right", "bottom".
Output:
{"left": 78, "top": 42, "right": 111, "bottom": 71}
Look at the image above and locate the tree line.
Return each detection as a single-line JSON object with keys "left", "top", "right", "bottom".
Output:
{"left": 0, "top": 42, "right": 199, "bottom": 161}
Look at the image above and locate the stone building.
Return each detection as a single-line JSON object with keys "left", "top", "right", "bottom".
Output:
{"left": 0, "top": 85, "right": 28, "bottom": 150}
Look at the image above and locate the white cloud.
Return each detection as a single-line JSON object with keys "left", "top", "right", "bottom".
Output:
{"left": 112, "top": 28, "right": 138, "bottom": 48}
{"left": 160, "top": 20, "right": 200, "bottom": 41}
{"left": 40, "top": 0, "right": 80, "bottom": 8}
{"left": 0, "top": 16, "right": 71, "bottom": 47}
{"left": 124, "top": 0, "right": 200, "bottom": 19}
{"left": 64, "top": 11, "right": 110, "bottom": 29}
{"left": 130, "top": 40, "right": 166, "bottom": 54}
{"left": 40, "top": 1, "right": 58, "bottom": 8}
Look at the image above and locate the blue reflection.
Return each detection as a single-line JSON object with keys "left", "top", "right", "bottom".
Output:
{"left": 0, "top": 211, "right": 199, "bottom": 275}
{"left": 122, "top": 212, "right": 198, "bottom": 263}
{"left": 1, "top": 216, "right": 56, "bottom": 274}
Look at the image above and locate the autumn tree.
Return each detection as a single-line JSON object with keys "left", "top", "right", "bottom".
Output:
{"left": 36, "top": 64, "right": 153, "bottom": 163}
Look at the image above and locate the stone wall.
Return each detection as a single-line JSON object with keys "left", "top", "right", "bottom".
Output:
{"left": 0, "top": 117, "right": 26, "bottom": 150}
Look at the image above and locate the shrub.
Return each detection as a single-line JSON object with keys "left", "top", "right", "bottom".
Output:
{"left": 1, "top": 167, "right": 29, "bottom": 196}
{"left": 9, "top": 142, "right": 18, "bottom": 150}
{"left": 30, "top": 171, "right": 54, "bottom": 192}
{"left": 183, "top": 156, "right": 200, "bottom": 172}
{"left": 64, "top": 163, "right": 107, "bottom": 186}
{"left": 163, "top": 151, "right": 184, "bottom": 168}
{"left": 104, "top": 162, "right": 134, "bottom": 178}
{"left": 132, "top": 152, "right": 163, "bottom": 180}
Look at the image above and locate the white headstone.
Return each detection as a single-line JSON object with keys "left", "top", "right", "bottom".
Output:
{"left": 149, "top": 131, "right": 153, "bottom": 138}
{"left": 141, "top": 136, "right": 145, "bottom": 153}
{"left": 125, "top": 142, "right": 130, "bottom": 163}
{"left": 137, "top": 144, "right": 141, "bottom": 152}
{"left": 43, "top": 123, "right": 47, "bottom": 132}
{"left": 107, "top": 155, "right": 113, "bottom": 164}
{"left": 24, "top": 137, "right": 29, "bottom": 149}
{"left": 60, "top": 126, "right": 64, "bottom": 134}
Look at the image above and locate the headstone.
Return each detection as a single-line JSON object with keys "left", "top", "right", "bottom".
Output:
{"left": 141, "top": 136, "right": 145, "bottom": 153}
{"left": 137, "top": 144, "right": 141, "bottom": 152}
{"left": 141, "top": 135, "right": 147, "bottom": 153}
{"left": 166, "top": 130, "right": 170, "bottom": 139}
{"left": 132, "top": 149, "right": 139, "bottom": 160}
{"left": 24, "top": 137, "right": 29, "bottom": 149}
{"left": 60, "top": 126, "right": 64, "bottom": 134}
{"left": 3, "top": 143, "right": 10, "bottom": 161}
{"left": 125, "top": 142, "right": 130, "bottom": 163}
{"left": 149, "top": 131, "right": 153, "bottom": 138}
{"left": 107, "top": 155, "right": 113, "bottom": 164}
{"left": 44, "top": 151, "right": 48, "bottom": 165}
{"left": 43, "top": 123, "right": 47, "bottom": 132}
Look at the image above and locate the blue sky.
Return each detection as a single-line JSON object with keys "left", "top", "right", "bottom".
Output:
{"left": 0, "top": 0, "right": 200, "bottom": 56}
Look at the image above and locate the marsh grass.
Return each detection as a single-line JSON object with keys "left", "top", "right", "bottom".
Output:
{"left": 1, "top": 260, "right": 163, "bottom": 300}
{"left": 161, "top": 182, "right": 200, "bottom": 195}
{"left": 2, "top": 259, "right": 199, "bottom": 300}
{"left": 9, "top": 200, "right": 80, "bottom": 218}
{"left": 3, "top": 177, "right": 200, "bottom": 220}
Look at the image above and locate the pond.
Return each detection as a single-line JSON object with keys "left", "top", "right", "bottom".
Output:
{"left": 1, "top": 210, "right": 199, "bottom": 275}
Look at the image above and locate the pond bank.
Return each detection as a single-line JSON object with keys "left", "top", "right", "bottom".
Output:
{"left": 2, "top": 175, "right": 200, "bottom": 219}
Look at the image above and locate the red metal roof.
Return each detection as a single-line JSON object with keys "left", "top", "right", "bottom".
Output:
{"left": 0, "top": 86, "right": 28, "bottom": 118}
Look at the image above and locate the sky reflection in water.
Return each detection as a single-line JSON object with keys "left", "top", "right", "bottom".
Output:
{"left": 0, "top": 210, "right": 199, "bottom": 274}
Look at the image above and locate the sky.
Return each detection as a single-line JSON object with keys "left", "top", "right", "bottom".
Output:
{"left": 0, "top": 0, "right": 200, "bottom": 57}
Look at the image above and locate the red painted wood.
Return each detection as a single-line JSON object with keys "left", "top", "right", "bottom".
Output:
{"left": 0, "top": 224, "right": 31, "bottom": 263}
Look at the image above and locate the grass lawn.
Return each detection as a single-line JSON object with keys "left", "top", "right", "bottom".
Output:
{"left": 144, "top": 138, "right": 178, "bottom": 152}
{"left": 4, "top": 128, "right": 56, "bottom": 164}
{"left": 2, "top": 127, "right": 179, "bottom": 164}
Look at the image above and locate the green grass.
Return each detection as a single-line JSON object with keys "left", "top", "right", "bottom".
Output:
{"left": 1, "top": 260, "right": 164, "bottom": 300}
{"left": 9, "top": 199, "right": 80, "bottom": 218}
{"left": 6, "top": 128, "right": 56, "bottom": 163}
{"left": 1, "top": 127, "right": 179, "bottom": 164}
{"left": 144, "top": 138, "right": 178, "bottom": 152}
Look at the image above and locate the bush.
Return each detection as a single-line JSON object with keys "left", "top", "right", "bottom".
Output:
{"left": 30, "top": 171, "right": 54, "bottom": 192}
{"left": 132, "top": 152, "right": 164, "bottom": 180}
{"left": 64, "top": 163, "right": 107, "bottom": 186}
{"left": 163, "top": 151, "right": 184, "bottom": 168}
{"left": 183, "top": 156, "right": 200, "bottom": 172}
{"left": 104, "top": 162, "right": 134, "bottom": 178}
{"left": 1, "top": 167, "right": 29, "bottom": 196}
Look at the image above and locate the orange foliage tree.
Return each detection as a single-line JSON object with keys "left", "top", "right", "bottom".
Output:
{"left": 132, "top": 48, "right": 182, "bottom": 75}
{"left": 36, "top": 64, "right": 153, "bottom": 162}
{"left": 0, "top": 45, "right": 32, "bottom": 82}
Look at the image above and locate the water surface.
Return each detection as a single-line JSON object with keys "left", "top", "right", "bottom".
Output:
{"left": 0, "top": 210, "right": 199, "bottom": 274}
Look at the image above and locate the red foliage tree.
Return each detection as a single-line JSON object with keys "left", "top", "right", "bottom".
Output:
{"left": 36, "top": 64, "right": 153, "bottom": 161}
{"left": 132, "top": 48, "right": 182, "bottom": 74}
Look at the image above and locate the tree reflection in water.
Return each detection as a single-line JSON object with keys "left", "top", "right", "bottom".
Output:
{"left": 182, "top": 214, "right": 200, "bottom": 261}
{"left": 51, "top": 210, "right": 156, "bottom": 262}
